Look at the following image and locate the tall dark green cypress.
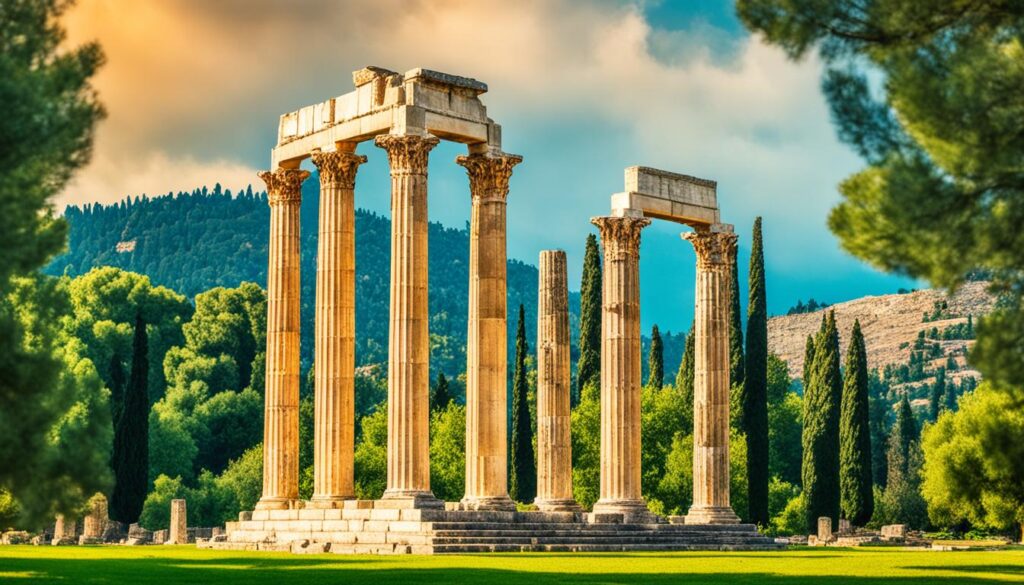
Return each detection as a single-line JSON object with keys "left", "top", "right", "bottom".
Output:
{"left": 431, "top": 372, "right": 451, "bottom": 412}
{"left": 840, "top": 320, "right": 874, "bottom": 526}
{"left": 648, "top": 324, "right": 664, "bottom": 389}
{"left": 802, "top": 334, "right": 816, "bottom": 392}
{"left": 802, "top": 311, "right": 842, "bottom": 533}
{"left": 108, "top": 353, "right": 126, "bottom": 428}
{"left": 510, "top": 304, "right": 535, "bottom": 502}
{"left": 888, "top": 395, "right": 919, "bottom": 481}
{"left": 577, "top": 233, "right": 602, "bottom": 404}
{"left": 742, "top": 216, "right": 769, "bottom": 526}
{"left": 930, "top": 367, "right": 947, "bottom": 421}
{"left": 729, "top": 245, "right": 745, "bottom": 386}
{"left": 675, "top": 325, "right": 696, "bottom": 434}
{"left": 943, "top": 370, "right": 958, "bottom": 412}
{"left": 111, "top": 312, "right": 149, "bottom": 524}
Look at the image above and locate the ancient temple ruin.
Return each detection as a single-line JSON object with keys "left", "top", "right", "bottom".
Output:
{"left": 212, "top": 66, "right": 774, "bottom": 553}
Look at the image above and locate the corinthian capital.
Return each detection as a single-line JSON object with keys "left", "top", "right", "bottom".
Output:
{"left": 683, "top": 228, "right": 738, "bottom": 269}
{"left": 258, "top": 168, "right": 310, "bottom": 206}
{"left": 374, "top": 134, "right": 440, "bottom": 175}
{"left": 456, "top": 153, "right": 523, "bottom": 203}
{"left": 591, "top": 216, "right": 651, "bottom": 260}
{"left": 311, "top": 150, "right": 367, "bottom": 189}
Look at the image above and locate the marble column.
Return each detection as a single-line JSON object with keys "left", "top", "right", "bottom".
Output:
{"left": 456, "top": 152, "right": 521, "bottom": 511}
{"left": 375, "top": 133, "right": 442, "bottom": 506}
{"left": 256, "top": 167, "right": 309, "bottom": 510}
{"left": 310, "top": 147, "right": 366, "bottom": 507}
{"left": 683, "top": 225, "right": 741, "bottom": 524}
{"left": 591, "top": 215, "right": 652, "bottom": 521}
{"left": 534, "top": 250, "right": 580, "bottom": 512}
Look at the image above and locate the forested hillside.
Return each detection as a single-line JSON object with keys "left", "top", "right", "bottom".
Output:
{"left": 47, "top": 177, "right": 578, "bottom": 385}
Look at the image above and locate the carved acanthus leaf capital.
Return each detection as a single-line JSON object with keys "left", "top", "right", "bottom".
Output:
{"left": 374, "top": 134, "right": 440, "bottom": 175}
{"left": 258, "top": 168, "right": 310, "bottom": 206}
{"left": 311, "top": 150, "right": 367, "bottom": 189}
{"left": 683, "top": 229, "right": 738, "bottom": 269}
{"left": 456, "top": 153, "right": 523, "bottom": 203}
{"left": 591, "top": 216, "right": 651, "bottom": 259}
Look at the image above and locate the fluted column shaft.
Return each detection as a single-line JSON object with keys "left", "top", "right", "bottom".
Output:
{"left": 591, "top": 216, "right": 651, "bottom": 520}
{"left": 684, "top": 226, "right": 741, "bottom": 524}
{"left": 457, "top": 153, "right": 522, "bottom": 510}
{"left": 257, "top": 168, "right": 309, "bottom": 510}
{"left": 375, "top": 133, "right": 441, "bottom": 505}
{"left": 310, "top": 148, "right": 366, "bottom": 506}
{"left": 535, "top": 250, "right": 579, "bottom": 511}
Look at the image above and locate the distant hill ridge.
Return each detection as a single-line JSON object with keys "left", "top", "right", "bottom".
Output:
{"left": 767, "top": 281, "right": 995, "bottom": 383}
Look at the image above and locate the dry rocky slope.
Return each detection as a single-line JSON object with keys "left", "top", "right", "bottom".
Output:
{"left": 768, "top": 281, "right": 996, "bottom": 381}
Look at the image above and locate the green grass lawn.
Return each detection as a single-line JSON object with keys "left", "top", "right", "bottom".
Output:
{"left": 1, "top": 545, "right": 1022, "bottom": 584}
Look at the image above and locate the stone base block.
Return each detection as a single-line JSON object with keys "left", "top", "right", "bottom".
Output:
{"left": 592, "top": 499, "right": 659, "bottom": 524}
{"left": 378, "top": 491, "right": 444, "bottom": 510}
{"left": 255, "top": 497, "right": 303, "bottom": 511}
{"left": 533, "top": 498, "right": 583, "bottom": 513}
{"left": 685, "top": 505, "right": 741, "bottom": 525}
{"left": 456, "top": 496, "right": 517, "bottom": 512}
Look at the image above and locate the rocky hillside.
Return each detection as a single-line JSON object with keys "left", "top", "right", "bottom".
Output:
{"left": 768, "top": 281, "right": 996, "bottom": 382}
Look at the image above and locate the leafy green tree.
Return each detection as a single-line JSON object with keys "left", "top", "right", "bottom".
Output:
{"left": 111, "top": 313, "right": 149, "bottom": 523}
{"left": 217, "top": 444, "right": 262, "bottom": 514}
{"left": 651, "top": 431, "right": 750, "bottom": 520}
{"left": 65, "top": 267, "right": 192, "bottom": 404}
{"left": 768, "top": 354, "right": 803, "bottom": 487}
{"left": 738, "top": 0, "right": 1024, "bottom": 399}
{"left": 353, "top": 404, "right": 387, "bottom": 499}
{"left": 922, "top": 383, "right": 1024, "bottom": 540}
{"left": 510, "top": 305, "right": 535, "bottom": 503}
{"left": 641, "top": 383, "right": 686, "bottom": 513}
{"left": 577, "top": 234, "right": 602, "bottom": 403}
{"left": 674, "top": 326, "right": 696, "bottom": 435}
{"left": 431, "top": 372, "right": 452, "bottom": 412}
{"left": 148, "top": 409, "right": 198, "bottom": 484}
{"left": 429, "top": 402, "right": 466, "bottom": 502}
{"left": 840, "top": 320, "right": 874, "bottom": 526}
{"left": 802, "top": 312, "right": 842, "bottom": 532}
{"left": 0, "top": 0, "right": 109, "bottom": 525}
{"left": 571, "top": 382, "right": 601, "bottom": 509}
{"left": 648, "top": 325, "right": 664, "bottom": 389}
{"left": 742, "top": 216, "right": 769, "bottom": 526}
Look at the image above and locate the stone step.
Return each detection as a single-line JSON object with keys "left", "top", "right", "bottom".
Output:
{"left": 429, "top": 529, "right": 769, "bottom": 540}
{"left": 431, "top": 542, "right": 784, "bottom": 553}
{"left": 429, "top": 535, "right": 775, "bottom": 546}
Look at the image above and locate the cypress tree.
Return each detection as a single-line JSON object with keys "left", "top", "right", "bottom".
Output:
{"left": 577, "top": 233, "right": 602, "bottom": 405}
{"left": 742, "top": 216, "right": 769, "bottom": 526}
{"left": 729, "top": 244, "right": 745, "bottom": 385}
{"left": 930, "top": 368, "right": 947, "bottom": 421}
{"left": 648, "top": 324, "right": 664, "bottom": 389}
{"left": 840, "top": 320, "right": 874, "bottom": 526}
{"left": 943, "top": 370, "right": 958, "bottom": 413}
{"left": 802, "top": 311, "right": 842, "bottom": 533}
{"left": 431, "top": 372, "right": 451, "bottom": 412}
{"left": 675, "top": 325, "right": 696, "bottom": 434}
{"left": 802, "top": 334, "right": 816, "bottom": 392}
{"left": 111, "top": 312, "right": 149, "bottom": 524}
{"left": 888, "top": 395, "right": 920, "bottom": 485}
{"left": 108, "top": 353, "right": 126, "bottom": 428}
{"left": 510, "top": 304, "right": 536, "bottom": 502}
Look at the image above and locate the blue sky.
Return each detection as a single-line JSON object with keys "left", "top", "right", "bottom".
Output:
{"left": 62, "top": 0, "right": 916, "bottom": 334}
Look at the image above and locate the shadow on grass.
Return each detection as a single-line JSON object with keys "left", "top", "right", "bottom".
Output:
{"left": 0, "top": 554, "right": 1018, "bottom": 585}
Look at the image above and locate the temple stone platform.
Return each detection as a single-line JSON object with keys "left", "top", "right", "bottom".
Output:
{"left": 201, "top": 500, "right": 782, "bottom": 555}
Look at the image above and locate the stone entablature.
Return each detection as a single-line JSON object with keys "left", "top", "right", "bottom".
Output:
{"left": 611, "top": 166, "right": 720, "bottom": 226}
{"left": 274, "top": 67, "right": 500, "bottom": 168}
